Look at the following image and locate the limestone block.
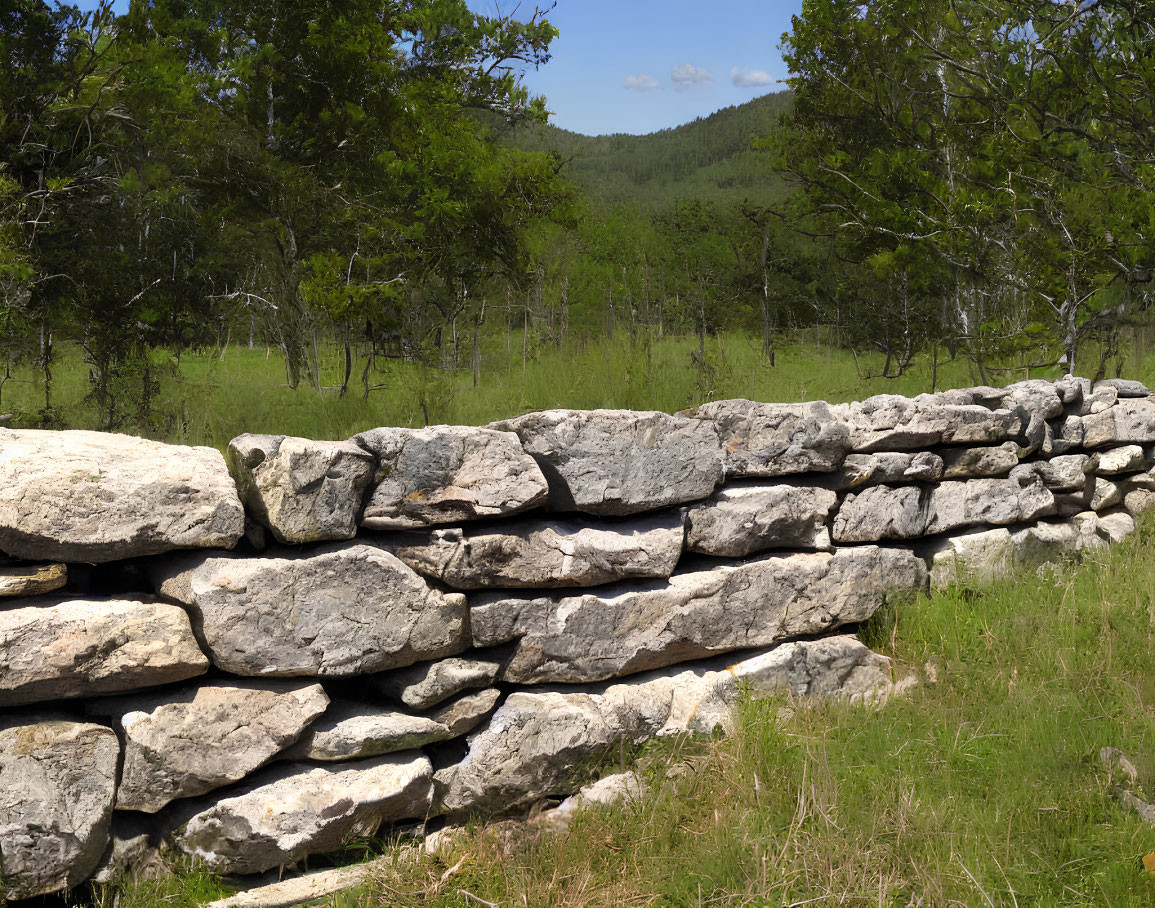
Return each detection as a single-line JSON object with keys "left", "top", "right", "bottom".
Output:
{"left": 685, "top": 483, "right": 836, "bottom": 556}
{"left": 1094, "top": 379, "right": 1150, "bottom": 398}
{"left": 0, "top": 718, "right": 119, "bottom": 900}
{"left": 227, "top": 435, "right": 374, "bottom": 544}
{"left": 86, "top": 681, "right": 330, "bottom": 813}
{"left": 1124, "top": 488, "right": 1155, "bottom": 515}
{"left": 680, "top": 399, "right": 850, "bottom": 476}
{"left": 434, "top": 635, "right": 891, "bottom": 816}
{"left": 832, "top": 484, "right": 926, "bottom": 543}
{"left": 1055, "top": 376, "right": 1091, "bottom": 406}
{"left": 1051, "top": 415, "right": 1085, "bottom": 453}
{"left": 168, "top": 753, "right": 433, "bottom": 876}
{"left": 927, "top": 528, "right": 1015, "bottom": 588}
{"left": 374, "top": 657, "right": 502, "bottom": 711}
{"left": 923, "top": 472, "right": 1054, "bottom": 535}
{"left": 355, "top": 426, "right": 549, "bottom": 529}
{"left": 837, "top": 395, "right": 1019, "bottom": 452}
{"left": 0, "top": 596, "right": 209, "bottom": 707}
{"left": 470, "top": 546, "right": 927, "bottom": 685}
{"left": 0, "top": 562, "right": 66, "bottom": 598}
{"left": 998, "top": 380, "right": 1065, "bottom": 419}
{"left": 1092, "top": 444, "right": 1149, "bottom": 476}
{"left": 280, "top": 702, "right": 452, "bottom": 762}
{"left": 1090, "top": 477, "right": 1123, "bottom": 511}
{"left": 1082, "top": 399, "right": 1155, "bottom": 447}
{"left": 1029, "top": 454, "right": 1092, "bottom": 491}
{"left": 432, "top": 688, "right": 502, "bottom": 737}
{"left": 492, "top": 409, "right": 723, "bottom": 516}
{"left": 382, "top": 511, "right": 684, "bottom": 590}
{"left": 0, "top": 429, "right": 244, "bottom": 563}
{"left": 834, "top": 451, "right": 943, "bottom": 490}
{"left": 939, "top": 442, "right": 1020, "bottom": 479}
{"left": 150, "top": 543, "right": 467, "bottom": 677}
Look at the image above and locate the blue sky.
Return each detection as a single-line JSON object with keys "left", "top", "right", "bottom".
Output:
{"left": 74, "top": 0, "right": 802, "bottom": 136}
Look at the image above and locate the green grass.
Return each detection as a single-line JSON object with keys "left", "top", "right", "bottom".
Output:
{"left": 84, "top": 522, "right": 1155, "bottom": 907}
{"left": 0, "top": 329, "right": 1073, "bottom": 449}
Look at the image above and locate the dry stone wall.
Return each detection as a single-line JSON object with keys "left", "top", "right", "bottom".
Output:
{"left": 1, "top": 376, "right": 1153, "bottom": 899}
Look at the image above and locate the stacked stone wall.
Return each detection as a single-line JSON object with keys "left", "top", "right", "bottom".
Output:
{"left": 2, "top": 375, "right": 1154, "bottom": 898}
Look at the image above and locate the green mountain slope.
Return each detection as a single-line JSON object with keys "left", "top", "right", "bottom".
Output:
{"left": 507, "top": 91, "right": 792, "bottom": 211}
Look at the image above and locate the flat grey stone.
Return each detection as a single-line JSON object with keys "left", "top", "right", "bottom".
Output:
{"left": 833, "top": 484, "right": 926, "bottom": 542}
{"left": 0, "top": 718, "right": 119, "bottom": 900}
{"left": 939, "top": 442, "right": 1019, "bottom": 479}
{"left": 491, "top": 409, "right": 723, "bottom": 516}
{"left": 281, "top": 702, "right": 451, "bottom": 762}
{"left": 227, "top": 435, "right": 374, "bottom": 544}
{"left": 837, "top": 395, "right": 1019, "bottom": 452}
{"left": 86, "top": 681, "right": 330, "bottom": 812}
{"left": 998, "top": 380, "right": 1065, "bottom": 419}
{"left": 686, "top": 483, "right": 835, "bottom": 556}
{"left": 1090, "top": 477, "right": 1123, "bottom": 511}
{"left": 1082, "top": 399, "right": 1155, "bottom": 447}
{"left": 150, "top": 543, "right": 467, "bottom": 677}
{"left": 924, "top": 472, "right": 1054, "bottom": 535}
{"left": 0, "top": 596, "right": 209, "bottom": 707}
{"left": 1051, "top": 415, "right": 1085, "bottom": 453}
{"left": 435, "top": 635, "right": 892, "bottom": 816}
{"left": 381, "top": 511, "right": 685, "bottom": 589}
{"left": 0, "top": 429, "right": 244, "bottom": 563}
{"left": 375, "top": 657, "right": 502, "bottom": 711}
{"left": 431, "top": 688, "right": 501, "bottom": 737}
{"left": 1028, "top": 454, "right": 1092, "bottom": 491}
{"left": 167, "top": 753, "right": 432, "bottom": 876}
{"left": 0, "top": 562, "right": 66, "bottom": 598}
{"left": 833, "top": 451, "right": 943, "bottom": 490}
{"left": 680, "top": 399, "right": 850, "bottom": 476}
{"left": 1094, "top": 379, "right": 1150, "bottom": 398}
{"left": 1092, "top": 445, "right": 1149, "bottom": 475}
{"left": 470, "top": 546, "right": 927, "bottom": 684}
{"left": 355, "top": 426, "right": 549, "bottom": 529}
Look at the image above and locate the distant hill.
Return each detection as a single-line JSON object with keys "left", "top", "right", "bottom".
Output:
{"left": 504, "top": 91, "right": 793, "bottom": 211}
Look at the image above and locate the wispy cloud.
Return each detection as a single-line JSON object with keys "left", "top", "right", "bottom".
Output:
{"left": 624, "top": 73, "right": 660, "bottom": 92}
{"left": 670, "top": 63, "right": 713, "bottom": 92}
{"left": 731, "top": 67, "right": 774, "bottom": 88}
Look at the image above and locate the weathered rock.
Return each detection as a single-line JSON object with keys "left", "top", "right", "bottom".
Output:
{"left": 381, "top": 511, "right": 685, "bottom": 590}
{"left": 1090, "top": 477, "right": 1123, "bottom": 511}
{"left": 999, "top": 380, "right": 1065, "bottom": 419}
{"left": 1051, "top": 414, "right": 1085, "bottom": 453}
{"left": 1082, "top": 398, "right": 1155, "bottom": 447}
{"left": 0, "top": 429, "right": 244, "bottom": 563}
{"left": 355, "top": 426, "right": 549, "bottom": 529}
{"left": 923, "top": 471, "right": 1054, "bottom": 535}
{"left": 168, "top": 753, "right": 433, "bottom": 876}
{"left": 150, "top": 543, "right": 467, "bottom": 677}
{"left": 86, "top": 681, "right": 330, "bottom": 813}
{"left": 679, "top": 399, "right": 850, "bottom": 476}
{"left": 939, "top": 442, "right": 1020, "bottom": 479}
{"left": 832, "top": 484, "right": 926, "bottom": 543}
{"left": 1083, "top": 384, "right": 1119, "bottom": 415}
{"left": 90, "top": 812, "right": 162, "bottom": 885}
{"left": 281, "top": 702, "right": 451, "bottom": 762}
{"left": 375, "top": 657, "right": 502, "bottom": 711}
{"left": 685, "top": 483, "right": 835, "bottom": 556}
{"left": 1092, "top": 444, "right": 1149, "bottom": 476}
{"left": 492, "top": 409, "right": 723, "bottom": 515}
{"left": 1097, "top": 509, "right": 1137, "bottom": 543}
{"left": 834, "top": 451, "right": 944, "bottom": 490}
{"left": 470, "top": 546, "right": 926, "bottom": 684}
{"left": 927, "top": 528, "right": 1015, "bottom": 588}
{"left": 0, "top": 562, "right": 66, "bottom": 598}
{"left": 0, "top": 718, "right": 119, "bottom": 900}
{"left": 1055, "top": 375, "right": 1090, "bottom": 407}
{"left": 837, "top": 395, "right": 1019, "bottom": 452}
{"left": 0, "top": 596, "right": 209, "bottom": 707}
{"left": 435, "top": 635, "right": 891, "bottom": 816}
{"left": 1124, "top": 488, "right": 1155, "bottom": 515}
{"left": 227, "top": 435, "right": 374, "bottom": 544}
{"left": 1029, "top": 454, "right": 1093, "bottom": 491}
{"left": 1094, "top": 378, "right": 1150, "bottom": 398}
{"left": 431, "top": 688, "right": 501, "bottom": 737}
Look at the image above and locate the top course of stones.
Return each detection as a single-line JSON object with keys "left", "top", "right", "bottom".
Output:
{"left": 0, "top": 375, "right": 1152, "bottom": 562}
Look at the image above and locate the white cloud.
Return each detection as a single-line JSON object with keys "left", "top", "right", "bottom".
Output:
{"left": 670, "top": 63, "right": 713, "bottom": 92}
{"left": 732, "top": 67, "right": 774, "bottom": 88}
{"left": 624, "top": 73, "right": 660, "bottom": 92}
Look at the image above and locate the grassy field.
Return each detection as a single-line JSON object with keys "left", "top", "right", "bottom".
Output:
{"left": 0, "top": 329, "right": 1104, "bottom": 449}
{"left": 92, "top": 520, "right": 1155, "bottom": 908}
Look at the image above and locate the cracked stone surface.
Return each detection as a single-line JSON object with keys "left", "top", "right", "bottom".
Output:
{"left": 491, "top": 409, "right": 723, "bottom": 515}
{"left": 86, "top": 680, "right": 330, "bottom": 813}
{"left": 833, "top": 484, "right": 927, "bottom": 543}
{"left": 1, "top": 717, "right": 119, "bottom": 900}
{"left": 355, "top": 426, "right": 549, "bottom": 529}
{"left": 686, "top": 483, "right": 836, "bottom": 556}
{"left": 0, "top": 596, "right": 209, "bottom": 707}
{"left": 679, "top": 399, "right": 850, "bottom": 476}
{"left": 150, "top": 543, "right": 467, "bottom": 677}
{"left": 470, "top": 546, "right": 926, "bottom": 684}
{"left": 1092, "top": 444, "right": 1150, "bottom": 476}
{"left": 167, "top": 753, "right": 433, "bottom": 876}
{"left": 939, "top": 442, "right": 1020, "bottom": 479}
{"left": 227, "top": 435, "right": 374, "bottom": 544}
{"left": 833, "top": 452, "right": 943, "bottom": 490}
{"left": 380, "top": 511, "right": 685, "bottom": 590}
{"left": 435, "top": 634, "right": 892, "bottom": 816}
{"left": 1083, "top": 398, "right": 1155, "bottom": 447}
{"left": 280, "top": 701, "right": 452, "bottom": 762}
{"left": 374, "top": 657, "right": 502, "bottom": 710}
{"left": 836, "top": 395, "right": 1020, "bottom": 452}
{"left": 1027, "top": 454, "right": 1093, "bottom": 491}
{"left": 0, "top": 562, "right": 66, "bottom": 598}
{"left": 0, "top": 429, "right": 244, "bottom": 563}
{"left": 924, "top": 471, "right": 1055, "bottom": 534}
